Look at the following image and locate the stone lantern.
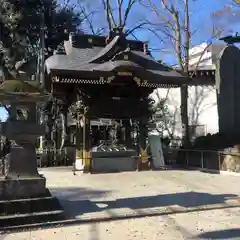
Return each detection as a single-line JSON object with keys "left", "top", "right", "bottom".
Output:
{"left": 0, "top": 80, "right": 63, "bottom": 227}
{"left": 0, "top": 81, "right": 48, "bottom": 199}
{"left": 0, "top": 80, "right": 47, "bottom": 199}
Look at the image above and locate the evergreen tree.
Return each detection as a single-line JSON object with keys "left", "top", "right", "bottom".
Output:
{"left": 0, "top": 0, "right": 83, "bottom": 78}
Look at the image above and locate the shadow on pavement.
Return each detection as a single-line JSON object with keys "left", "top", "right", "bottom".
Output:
{"left": 49, "top": 188, "right": 239, "bottom": 218}
{"left": 92, "top": 192, "right": 238, "bottom": 210}
{"left": 3, "top": 188, "right": 237, "bottom": 234}
{"left": 2, "top": 190, "right": 239, "bottom": 234}
{"left": 50, "top": 187, "right": 111, "bottom": 201}
{"left": 194, "top": 228, "right": 240, "bottom": 239}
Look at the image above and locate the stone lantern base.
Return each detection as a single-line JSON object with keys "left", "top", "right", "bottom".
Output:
{"left": 0, "top": 140, "right": 48, "bottom": 199}
{"left": 0, "top": 144, "right": 64, "bottom": 228}
{"left": 0, "top": 178, "right": 64, "bottom": 228}
{"left": 0, "top": 176, "right": 47, "bottom": 200}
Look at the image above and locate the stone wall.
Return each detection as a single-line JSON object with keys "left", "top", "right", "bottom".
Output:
{"left": 221, "top": 154, "right": 240, "bottom": 172}
{"left": 167, "top": 148, "right": 240, "bottom": 173}
{"left": 221, "top": 145, "right": 240, "bottom": 172}
{"left": 217, "top": 45, "right": 240, "bottom": 134}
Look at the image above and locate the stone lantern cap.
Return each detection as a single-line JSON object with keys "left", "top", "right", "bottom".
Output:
{"left": 0, "top": 80, "right": 48, "bottom": 104}
{"left": 0, "top": 80, "right": 49, "bottom": 139}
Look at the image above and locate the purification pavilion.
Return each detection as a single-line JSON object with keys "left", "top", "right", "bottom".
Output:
{"left": 44, "top": 30, "right": 187, "bottom": 172}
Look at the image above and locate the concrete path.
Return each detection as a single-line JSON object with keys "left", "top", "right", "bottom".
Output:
{"left": 1, "top": 168, "right": 240, "bottom": 239}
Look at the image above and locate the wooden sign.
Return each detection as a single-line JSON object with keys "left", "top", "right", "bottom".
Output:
{"left": 117, "top": 72, "right": 132, "bottom": 76}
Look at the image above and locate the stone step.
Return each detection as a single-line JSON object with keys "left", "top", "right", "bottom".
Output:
{"left": 0, "top": 196, "right": 61, "bottom": 215}
{"left": 0, "top": 210, "right": 64, "bottom": 228}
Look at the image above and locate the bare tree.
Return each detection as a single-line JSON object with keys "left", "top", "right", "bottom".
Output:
{"left": 188, "top": 86, "right": 217, "bottom": 139}
{"left": 100, "top": 0, "right": 147, "bottom": 34}
{"left": 77, "top": 3, "right": 107, "bottom": 34}
{"left": 144, "top": 0, "right": 222, "bottom": 147}
{"left": 79, "top": 0, "right": 148, "bottom": 36}
{"left": 152, "top": 84, "right": 218, "bottom": 146}
{"left": 153, "top": 89, "right": 179, "bottom": 139}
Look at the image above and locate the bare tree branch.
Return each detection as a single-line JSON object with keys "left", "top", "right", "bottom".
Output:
{"left": 183, "top": 0, "right": 190, "bottom": 73}
{"left": 172, "top": 9, "right": 184, "bottom": 70}
{"left": 125, "top": 21, "right": 149, "bottom": 36}
{"left": 101, "top": 0, "right": 117, "bottom": 31}
{"left": 78, "top": 5, "right": 97, "bottom": 34}
{"left": 145, "top": 0, "right": 175, "bottom": 32}
{"left": 117, "top": 0, "right": 123, "bottom": 27}
{"left": 122, "top": 0, "right": 138, "bottom": 29}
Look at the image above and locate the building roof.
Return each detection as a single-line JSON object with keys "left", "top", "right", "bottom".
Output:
{"left": 172, "top": 43, "right": 227, "bottom": 86}
{"left": 45, "top": 33, "right": 187, "bottom": 88}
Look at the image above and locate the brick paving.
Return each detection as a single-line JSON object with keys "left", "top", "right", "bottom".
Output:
{"left": 1, "top": 168, "right": 240, "bottom": 239}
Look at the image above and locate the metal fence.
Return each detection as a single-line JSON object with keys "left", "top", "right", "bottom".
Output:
{"left": 36, "top": 148, "right": 75, "bottom": 167}
{"left": 1, "top": 147, "right": 239, "bottom": 176}
{"left": 164, "top": 148, "right": 240, "bottom": 172}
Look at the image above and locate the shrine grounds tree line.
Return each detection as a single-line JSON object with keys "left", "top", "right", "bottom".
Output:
{"left": 0, "top": 0, "right": 237, "bottom": 146}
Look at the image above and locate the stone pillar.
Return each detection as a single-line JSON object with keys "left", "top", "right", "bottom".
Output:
{"left": 82, "top": 107, "right": 91, "bottom": 173}
{"left": 139, "top": 118, "right": 149, "bottom": 170}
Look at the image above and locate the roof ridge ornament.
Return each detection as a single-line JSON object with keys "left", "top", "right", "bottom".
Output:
{"left": 110, "top": 45, "right": 131, "bottom": 61}
{"left": 143, "top": 42, "right": 150, "bottom": 55}
{"left": 69, "top": 32, "right": 76, "bottom": 46}
{"left": 54, "top": 43, "right": 66, "bottom": 55}
{"left": 89, "top": 35, "right": 121, "bottom": 63}
{"left": 125, "top": 44, "right": 131, "bottom": 52}
{"left": 106, "top": 27, "right": 126, "bottom": 44}
{"left": 219, "top": 33, "right": 240, "bottom": 45}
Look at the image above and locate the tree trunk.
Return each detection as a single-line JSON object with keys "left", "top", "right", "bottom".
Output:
{"left": 180, "top": 85, "right": 190, "bottom": 147}
{"left": 181, "top": 0, "right": 190, "bottom": 147}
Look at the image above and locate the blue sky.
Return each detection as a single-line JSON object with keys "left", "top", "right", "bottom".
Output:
{"left": 0, "top": 0, "right": 237, "bottom": 121}
{"left": 0, "top": 108, "right": 7, "bottom": 122}
{"left": 136, "top": 0, "right": 235, "bottom": 63}
{"left": 80, "top": 0, "right": 236, "bottom": 63}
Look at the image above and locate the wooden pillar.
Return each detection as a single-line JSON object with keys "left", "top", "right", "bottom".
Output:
{"left": 116, "top": 125, "right": 124, "bottom": 144}
{"left": 82, "top": 107, "right": 91, "bottom": 173}
{"left": 75, "top": 115, "right": 83, "bottom": 170}
{"left": 139, "top": 118, "right": 149, "bottom": 170}
{"left": 123, "top": 120, "right": 132, "bottom": 148}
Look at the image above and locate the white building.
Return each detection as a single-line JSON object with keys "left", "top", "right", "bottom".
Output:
{"left": 152, "top": 43, "right": 226, "bottom": 139}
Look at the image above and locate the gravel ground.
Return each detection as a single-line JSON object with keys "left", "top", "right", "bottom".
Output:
{"left": 1, "top": 168, "right": 240, "bottom": 239}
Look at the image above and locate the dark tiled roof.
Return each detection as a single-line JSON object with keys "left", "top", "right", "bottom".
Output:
{"left": 210, "top": 44, "right": 226, "bottom": 64}
{"left": 45, "top": 33, "right": 187, "bottom": 86}
{"left": 45, "top": 47, "right": 101, "bottom": 71}
{"left": 89, "top": 35, "right": 121, "bottom": 63}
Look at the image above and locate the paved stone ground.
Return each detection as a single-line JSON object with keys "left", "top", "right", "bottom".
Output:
{"left": 1, "top": 168, "right": 240, "bottom": 239}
